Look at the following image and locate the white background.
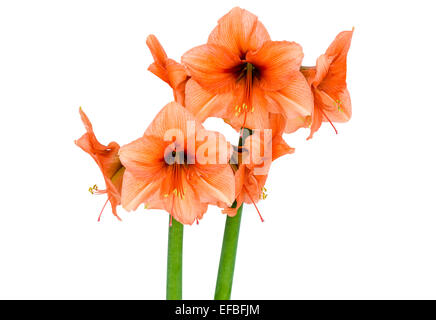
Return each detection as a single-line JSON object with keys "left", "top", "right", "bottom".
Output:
{"left": 1, "top": 0, "right": 435, "bottom": 299}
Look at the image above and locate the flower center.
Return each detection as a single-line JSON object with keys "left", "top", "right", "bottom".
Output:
{"left": 164, "top": 147, "right": 190, "bottom": 200}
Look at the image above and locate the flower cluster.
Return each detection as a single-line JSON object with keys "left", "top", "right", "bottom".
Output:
{"left": 76, "top": 7, "right": 353, "bottom": 225}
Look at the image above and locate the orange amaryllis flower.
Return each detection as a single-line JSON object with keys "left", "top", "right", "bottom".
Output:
{"left": 119, "top": 102, "right": 235, "bottom": 225}
{"left": 301, "top": 29, "right": 354, "bottom": 139}
{"left": 223, "top": 114, "right": 294, "bottom": 219}
{"left": 146, "top": 35, "right": 189, "bottom": 105}
{"left": 182, "top": 7, "right": 313, "bottom": 132}
{"left": 75, "top": 108, "right": 125, "bottom": 221}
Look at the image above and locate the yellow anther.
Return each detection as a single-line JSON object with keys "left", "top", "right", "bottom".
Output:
{"left": 234, "top": 105, "right": 239, "bottom": 111}
{"left": 260, "top": 187, "right": 268, "bottom": 200}
{"left": 164, "top": 194, "right": 169, "bottom": 198}
{"left": 238, "top": 107, "right": 241, "bottom": 112}
{"left": 88, "top": 184, "right": 98, "bottom": 195}
{"left": 251, "top": 107, "right": 254, "bottom": 112}
{"left": 336, "top": 99, "right": 343, "bottom": 112}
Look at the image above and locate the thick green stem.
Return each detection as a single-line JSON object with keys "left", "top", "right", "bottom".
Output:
{"left": 214, "top": 204, "right": 243, "bottom": 300}
{"left": 166, "top": 218, "right": 183, "bottom": 300}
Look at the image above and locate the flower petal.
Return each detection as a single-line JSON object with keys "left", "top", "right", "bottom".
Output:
{"left": 144, "top": 101, "right": 202, "bottom": 139}
{"left": 119, "top": 135, "right": 166, "bottom": 181}
{"left": 184, "top": 79, "right": 233, "bottom": 122}
{"left": 193, "top": 164, "right": 235, "bottom": 206}
{"left": 307, "top": 105, "right": 323, "bottom": 140}
{"left": 207, "top": 7, "right": 270, "bottom": 57}
{"left": 165, "top": 171, "right": 208, "bottom": 225}
{"left": 266, "top": 72, "right": 314, "bottom": 133}
{"left": 121, "top": 171, "right": 163, "bottom": 212}
{"left": 319, "top": 29, "right": 354, "bottom": 90}
{"left": 182, "top": 44, "right": 241, "bottom": 94}
{"left": 75, "top": 108, "right": 124, "bottom": 217}
{"left": 246, "top": 41, "right": 304, "bottom": 91}
{"left": 146, "top": 35, "right": 189, "bottom": 104}
{"left": 316, "top": 88, "right": 351, "bottom": 122}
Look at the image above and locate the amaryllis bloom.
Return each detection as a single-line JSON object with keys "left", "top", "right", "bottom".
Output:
{"left": 223, "top": 114, "right": 294, "bottom": 218}
{"left": 182, "top": 7, "right": 313, "bottom": 132}
{"left": 301, "top": 29, "right": 354, "bottom": 139}
{"left": 75, "top": 108, "right": 125, "bottom": 220}
{"left": 119, "top": 102, "right": 235, "bottom": 225}
{"left": 146, "top": 35, "right": 189, "bottom": 105}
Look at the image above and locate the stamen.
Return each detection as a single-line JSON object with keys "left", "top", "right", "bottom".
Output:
{"left": 243, "top": 185, "right": 264, "bottom": 222}
{"left": 88, "top": 184, "right": 98, "bottom": 194}
{"left": 319, "top": 108, "right": 338, "bottom": 135}
{"left": 88, "top": 184, "right": 107, "bottom": 195}
{"left": 97, "top": 198, "right": 109, "bottom": 222}
{"left": 235, "top": 63, "right": 255, "bottom": 134}
{"left": 336, "top": 99, "right": 343, "bottom": 112}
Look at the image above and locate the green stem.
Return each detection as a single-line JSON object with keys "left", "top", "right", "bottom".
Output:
{"left": 214, "top": 204, "right": 243, "bottom": 300}
{"left": 166, "top": 218, "right": 184, "bottom": 300}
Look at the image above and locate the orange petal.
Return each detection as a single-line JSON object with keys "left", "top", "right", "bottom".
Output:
{"left": 144, "top": 101, "right": 203, "bottom": 138}
{"left": 266, "top": 72, "right": 314, "bottom": 133}
{"left": 121, "top": 171, "right": 163, "bottom": 212}
{"left": 75, "top": 108, "right": 124, "bottom": 217}
{"left": 224, "top": 84, "right": 271, "bottom": 131}
{"left": 164, "top": 171, "right": 208, "bottom": 225}
{"left": 193, "top": 164, "right": 235, "bottom": 207}
{"left": 184, "top": 79, "right": 233, "bottom": 122}
{"left": 182, "top": 44, "right": 241, "bottom": 94}
{"left": 119, "top": 135, "right": 166, "bottom": 181}
{"left": 307, "top": 105, "right": 323, "bottom": 140}
{"left": 316, "top": 88, "right": 351, "bottom": 122}
{"left": 319, "top": 28, "right": 354, "bottom": 90}
{"left": 146, "top": 34, "right": 170, "bottom": 84}
{"left": 207, "top": 7, "right": 270, "bottom": 57}
{"left": 146, "top": 35, "right": 188, "bottom": 104}
{"left": 246, "top": 41, "right": 303, "bottom": 91}
{"left": 300, "top": 66, "right": 316, "bottom": 86}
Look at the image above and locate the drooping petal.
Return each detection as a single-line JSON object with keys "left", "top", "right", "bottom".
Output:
{"left": 207, "top": 7, "right": 270, "bottom": 57}
{"left": 182, "top": 44, "right": 241, "bottom": 94}
{"left": 75, "top": 108, "right": 124, "bottom": 218}
{"left": 246, "top": 40, "right": 304, "bottom": 91}
{"left": 307, "top": 104, "right": 324, "bottom": 140}
{"left": 319, "top": 28, "right": 354, "bottom": 91}
{"left": 146, "top": 35, "right": 189, "bottom": 104}
{"left": 146, "top": 34, "right": 170, "bottom": 83}
{"left": 269, "top": 114, "right": 295, "bottom": 161}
